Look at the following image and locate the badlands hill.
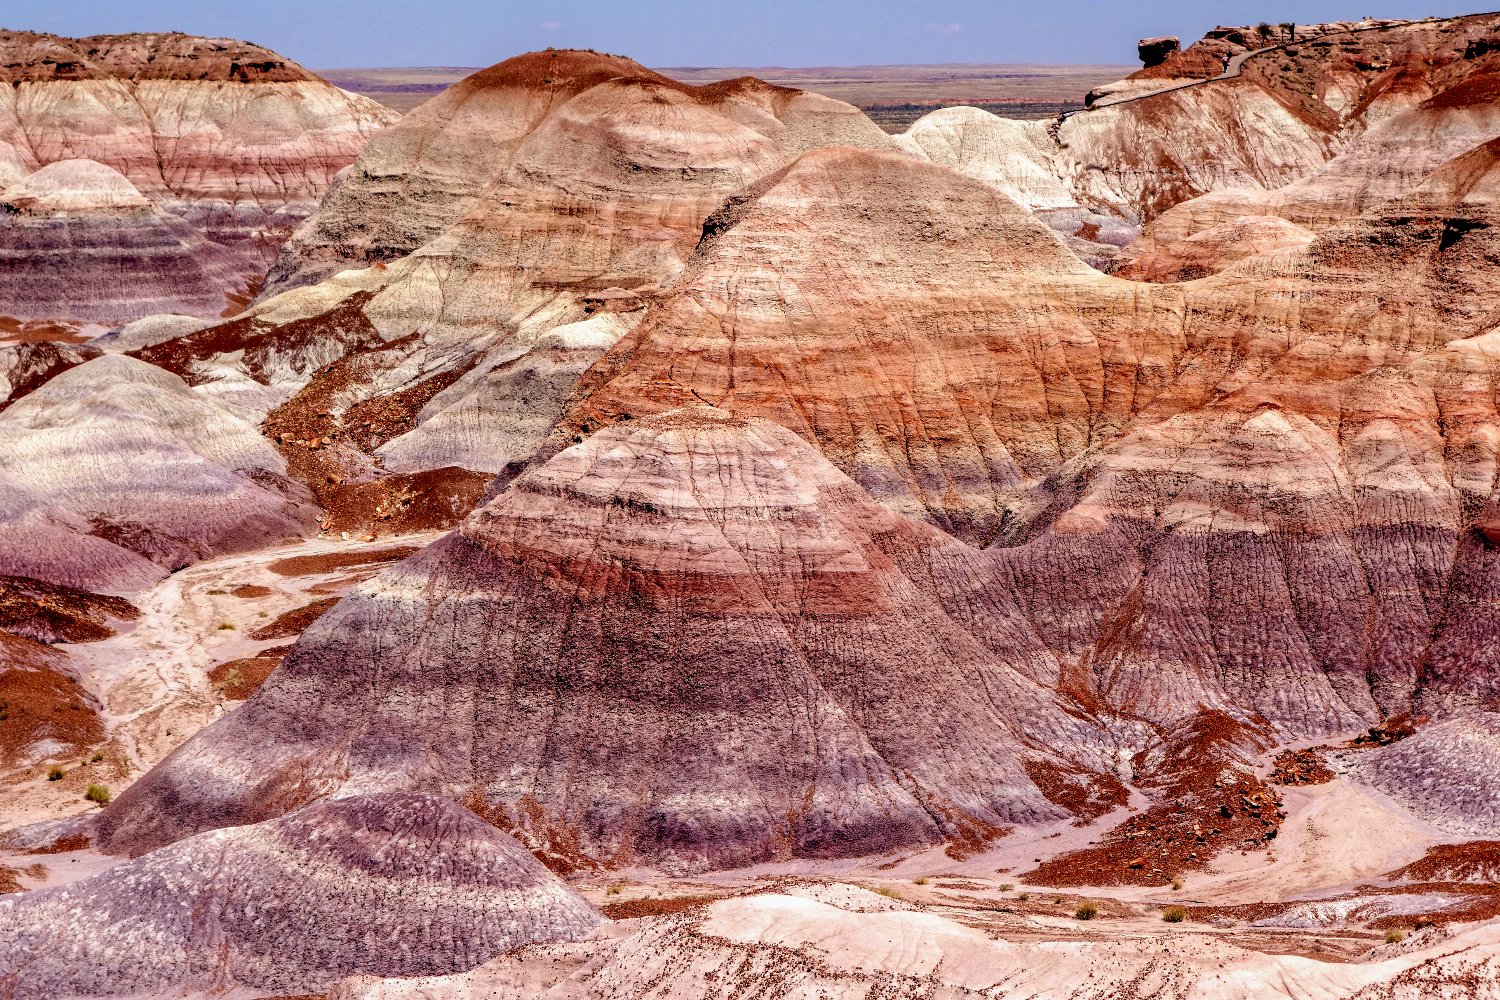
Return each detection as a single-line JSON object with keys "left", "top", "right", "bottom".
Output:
{"left": 0, "top": 793, "right": 601, "bottom": 997}
{"left": 96, "top": 408, "right": 1098, "bottom": 865}
{"left": 902, "top": 13, "right": 1500, "bottom": 259}
{"left": 13, "top": 16, "right": 1500, "bottom": 999}
{"left": 0, "top": 30, "right": 396, "bottom": 325}
{"left": 112, "top": 49, "right": 897, "bottom": 541}
{"left": 0, "top": 354, "right": 315, "bottom": 591}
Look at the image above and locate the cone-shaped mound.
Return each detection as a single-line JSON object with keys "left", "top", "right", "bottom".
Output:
{"left": 0, "top": 29, "right": 396, "bottom": 323}
{"left": 0, "top": 354, "right": 316, "bottom": 590}
{"left": 2, "top": 159, "right": 151, "bottom": 213}
{"left": 559, "top": 146, "right": 1185, "bottom": 544}
{"left": 0, "top": 792, "right": 601, "bottom": 998}
{"left": 262, "top": 48, "right": 893, "bottom": 295}
{"left": 0, "top": 160, "right": 251, "bottom": 323}
{"left": 97, "top": 407, "right": 1089, "bottom": 866}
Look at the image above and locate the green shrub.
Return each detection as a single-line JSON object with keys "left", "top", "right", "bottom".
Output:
{"left": 1074, "top": 902, "right": 1098, "bottom": 920}
{"left": 1163, "top": 906, "right": 1187, "bottom": 923}
{"left": 85, "top": 783, "right": 111, "bottom": 804}
{"left": 47, "top": 768, "right": 63, "bottom": 781}
{"left": 217, "top": 622, "right": 236, "bottom": 631}
{"left": 89, "top": 752, "right": 105, "bottom": 763}
{"left": 1385, "top": 929, "right": 1406, "bottom": 944}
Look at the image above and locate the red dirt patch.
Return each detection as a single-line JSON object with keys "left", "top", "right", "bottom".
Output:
{"left": 0, "top": 862, "right": 43, "bottom": 894}
{"left": 1424, "top": 66, "right": 1500, "bottom": 109}
{"left": 259, "top": 323, "right": 488, "bottom": 539}
{"left": 1025, "top": 711, "right": 1283, "bottom": 887}
{"left": 601, "top": 894, "right": 720, "bottom": 920}
{"left": 266, "top": 545, "right": 419, "bottom": 578}
{"left": 134, "top": 291, "right": 381, "bottom": 388}
{"left": 229, "top": 584, "right": 274, "bottom": 599}
{"left": 0, "top": 576, "right": 139, "bottom": 644}
{"left": 1023, "top": 758, "right": 1130, "bottom": 824}
{"left": 305, "top": 572, "right": 380, "bottom": 595}
{"left": 0, "top": 342, "right": 101, "bottom": 412}
{"left": 0, "top": 316, "right": 89, "bottom": 345}
{"left": 0, "top": 632, "right": 103, "bottom": 765}
{"left": 1271, "top": 748, "right": 1335, "bottom": 786}
{"left": 208, "top": 655, "right": 285, "bottom": 700}
{"left": 12, "top": 832, "right": 91, "bottom": 855}
{"left": 248, "top": 598, "right": 339, "bottom": 641}
{"left": 1189, "top": 881, "right": 1500, "bottom": 931}
{"left": 220, "top": 272, "right": 266, "bottom": 318}
{"left": 1389, "top": 842, "right": 1500, "bottom": 883}
{"left": 316, "top": 466, "right": 491, "bottom": 539}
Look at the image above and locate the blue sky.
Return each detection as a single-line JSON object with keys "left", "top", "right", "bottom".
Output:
{"left": 5, "top": 1, "right": 1482, "bottom": 67}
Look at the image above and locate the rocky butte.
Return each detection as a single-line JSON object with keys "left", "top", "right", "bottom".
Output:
{"left": 0, "top": 30, "right": 397, "bottom": 327}
{"left": 6, "top": 12, "right": 1500, "bottom": 1000}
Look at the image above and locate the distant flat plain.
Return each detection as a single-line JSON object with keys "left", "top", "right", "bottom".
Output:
{"left": 320, "top": 63, "right": 1135, "bottom": 130}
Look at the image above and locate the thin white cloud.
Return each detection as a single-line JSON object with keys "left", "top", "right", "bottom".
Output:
{"left": 926, "top": 22, "right": 964, "bottom": 35}
{"left": 539, "top": 20, "right": 562, "bottom": 30}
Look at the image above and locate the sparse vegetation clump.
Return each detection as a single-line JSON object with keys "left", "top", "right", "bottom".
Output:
{"left": 217, "top": 622, "right": 236, "bottom": 630}
{"left": 1163, "top": 905, "right": 1187, "bottom": 923}
{"left": 1171, "top": 877, "right": 1183, "bottom": 891}
{"left": 1385, "top": 929, "right": 1406, "bottom": 944}
{"left": 606, "top": 884, "right": 622, "bottom": 896}
{"left": 913, "top": 876, "right": 929, "bottom": 885}
{"left": 872, "top": 886, "right": 903, "bottom": 900}
{"left": 85, "top": 783, "right": 111, "bottom": 804}
{"left": 47, "top": 767, "right": 63, "bottom": 781}
{"left": 1074, "top": 901, "right": 1098, "bottom": 920}
{"left": 1017, "top": 891, "right": 1029, "bottom": 901}
{"left": 999, "top": 883, "right": 1014, "bottom": 891}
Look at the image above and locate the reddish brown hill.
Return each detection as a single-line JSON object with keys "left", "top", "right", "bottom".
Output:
{"left": 0, "top": 632, "right": 104, "bottom": 768}
{"left": 558, "top": 145, "right": 1182, "bottom": 545}
{"left": 95, "top": 408, "right": 1101, "bottom": 865}
{"left": 128, "top": 51, "right": 897, "bottom": 536}
{"left": 544, "top": 127, "right": 1500, "bottom": 738}
{"left": 0, "top": 29, "right": 319, "bottom": 82}
{"left": 261, "top": 47, "right": 893, "bottom": 294}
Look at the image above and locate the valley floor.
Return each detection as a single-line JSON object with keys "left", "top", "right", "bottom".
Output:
{"left": 0, "top": 531, "right": 443, "bottom": 830}
{"left": 4, "top": 715, "right": 1479, "bottom": 995}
